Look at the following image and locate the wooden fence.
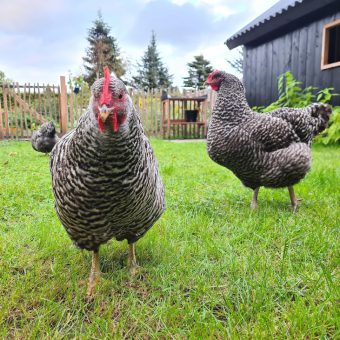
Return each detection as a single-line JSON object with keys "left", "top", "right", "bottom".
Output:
{"left": 0, "top": 77, "right": 217, "bottom": 140}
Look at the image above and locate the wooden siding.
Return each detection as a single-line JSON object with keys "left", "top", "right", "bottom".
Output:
{"left": 243, "top": 10, "right": 340, "bottom": 107}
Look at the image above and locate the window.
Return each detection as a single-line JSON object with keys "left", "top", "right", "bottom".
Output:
{"left": 321, "top": 19, "right": 340, "bottom": 70}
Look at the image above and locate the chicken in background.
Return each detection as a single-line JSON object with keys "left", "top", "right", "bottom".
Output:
{"left": 205, "top": 70, "right": 332, "bottom": 211}
{"left": 49, "top": 67, "right": 165, "bottom": 296}
{"left": 31, "top": 121, "right": 59, "bottom": 154}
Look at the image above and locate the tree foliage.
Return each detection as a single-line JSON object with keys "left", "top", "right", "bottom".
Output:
{"left": 133, "top": 32, "right": 172, "bottom": 90}
{"left": 183, "top": 55, "right": 214, "bottom": 89}
{"left": 83, "top": 13, "right": 125, "bottom": 84}
{"left": 0, "top": 70, "right": 12, "bottom": 84}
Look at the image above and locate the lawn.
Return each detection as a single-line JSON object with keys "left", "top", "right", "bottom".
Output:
{"left": 0, "top": 140, "right": 339, "bottom": 338}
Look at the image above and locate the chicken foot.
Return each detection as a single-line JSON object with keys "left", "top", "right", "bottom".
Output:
{"left": 251, "top": 188, "right": 260, "bottom": 210}
{"left": 87, "top": 249, "right": 101, "bottom": 297}
{"left": 288, "top": 186, "right": 300, "bottom": 212}
{"left": 128, "top": 243, "right": 139, "bottom": 276}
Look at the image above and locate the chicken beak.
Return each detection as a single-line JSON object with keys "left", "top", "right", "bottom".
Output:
{"left": 99, "top": 105, "right": 113, "bottom": 123}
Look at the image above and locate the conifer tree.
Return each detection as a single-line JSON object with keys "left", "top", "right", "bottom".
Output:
{"left": 83, "top": 13, "right": 125, "bottom": 84}
{"left": 133, "top": 31, "right": 172, "bottom": 90}
{"left": 183, "top": 55, "right": 214, "bottom": 89}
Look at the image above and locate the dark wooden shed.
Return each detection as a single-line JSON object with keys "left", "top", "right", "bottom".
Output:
{"left": 226, "top": 0, "right": 340, "bottom": 106}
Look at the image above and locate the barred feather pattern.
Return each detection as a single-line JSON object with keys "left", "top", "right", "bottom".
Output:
{"left": 50, "top": 76, "right": 165, "bottom": 251}
{"left": 31, "top": 122, "right": 59, "bottom": 153}
{"left": 207, "top": 72, "right": 332, "bottom": 190}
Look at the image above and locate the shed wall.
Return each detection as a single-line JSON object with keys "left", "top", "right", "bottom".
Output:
{"left": 243, "top": 10, "right": 340, "bottom": 107}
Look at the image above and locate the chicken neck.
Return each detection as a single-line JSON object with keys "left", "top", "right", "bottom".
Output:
{"left": 213, "top": 82, "right": 253, "bottom": 126}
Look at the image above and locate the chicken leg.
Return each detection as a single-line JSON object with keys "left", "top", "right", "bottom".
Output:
{"left": 128, "top": 243, "right": 139, "bottom": 276}
{"left": 288, "top": 186, "right": 299, "bottom": 212}
{"left": 251, "top": 188, "right": 260, "bottom": 210}
{"left": 87, "top": 249, "right": 101, "bottom": 297}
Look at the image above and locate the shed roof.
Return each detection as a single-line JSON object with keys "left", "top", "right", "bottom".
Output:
{"left": 226, "top": 0, "right": 340, "bottom": 49}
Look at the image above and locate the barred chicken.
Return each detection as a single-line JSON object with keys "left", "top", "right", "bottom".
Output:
{"left": 49, "top": 67, "right": 165, "bottom": 296}
{"left": 31, "top": 121, "right": 59, "bottom": 153}
{"left": 205, "top": 70, "right": 332, "bottom": 211}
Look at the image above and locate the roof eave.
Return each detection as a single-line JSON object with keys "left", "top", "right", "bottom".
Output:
{"left": 226, "top": 0, "right": 338, "bottom": 49}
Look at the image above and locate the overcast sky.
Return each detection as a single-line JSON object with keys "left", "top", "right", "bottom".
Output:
{"left": 0, "top": 0, "right": 279, "bottom": 87}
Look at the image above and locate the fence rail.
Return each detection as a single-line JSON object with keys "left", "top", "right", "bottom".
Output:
{"left": 0, "top": 78, "right": 216, "bottom": 140}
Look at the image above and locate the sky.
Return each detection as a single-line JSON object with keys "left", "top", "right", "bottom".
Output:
{"left": 0, "top": 0, "right": 279, "bottom": 87}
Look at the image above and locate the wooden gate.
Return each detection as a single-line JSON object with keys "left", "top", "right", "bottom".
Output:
{"left": 0, "top": 82, "right": 61, "bottom": 139}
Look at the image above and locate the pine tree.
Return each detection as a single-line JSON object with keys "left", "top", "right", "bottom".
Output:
{"left": 133, "top": 31, "right": 172, "bottom": 90}
{"left": 83, "top": 13, "right": 125, "bottom": 84}
{"left": 183, "top": 55, "right": 214, "bottom": 89}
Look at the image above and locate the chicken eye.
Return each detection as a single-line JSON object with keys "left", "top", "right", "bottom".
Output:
{"left": 118, "top": 94, "right": 123, "bottom": 99}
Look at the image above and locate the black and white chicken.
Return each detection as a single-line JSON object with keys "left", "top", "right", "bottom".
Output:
{"left": 31, "top": 122, "right": 59, "bottom": 153}
{"left": 205, "top": 70, "right": 332, "bottom": 211}
{"left": 49, "top": 67, "right": 165, "bottom": 295}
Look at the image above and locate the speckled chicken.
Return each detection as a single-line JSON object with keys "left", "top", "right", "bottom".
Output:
{"left": 50, "top": 67, "right": 165, "bottom": 295}
{"left": 31, "top": 122, "right": 59, "bottom": 153}
{"left": 205, "top": 70, "right": 332, "bottom": 211}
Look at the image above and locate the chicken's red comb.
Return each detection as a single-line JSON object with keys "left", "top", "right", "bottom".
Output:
{"left": 100, "top": 66, "right": 112, "bottom": 106}
{"left": 207, "top": 69, "right": 219, "bottom": 81}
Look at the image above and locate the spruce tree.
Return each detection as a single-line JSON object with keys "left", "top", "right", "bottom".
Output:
{"left": 83, "top": 13, "right": 125, "bottom": 84}
{"left": 183, "top": 55, "right": 214, "bottom": 89}
{"left": 133, "top": 32, "right": 172, "bottom": 90}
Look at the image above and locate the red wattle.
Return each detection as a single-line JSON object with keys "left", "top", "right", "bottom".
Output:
{"left": 113, "top": 111, "right": 118, "bottom": 133}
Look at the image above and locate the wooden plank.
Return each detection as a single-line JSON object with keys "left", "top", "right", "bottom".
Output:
{"left": 298, "top": 26, "right": 308, "bottom": 88}
{"left": 291, "top": 29, "right": 300, "bottom": 83}
{"left": 28, "top": 83, "right": 32, "bottom": 135}
{"left": 16, "top": 83, "right": 24, "bottom": 138}
{"left": 166, "top": 100, "right": 170, "bottom": 139}
{"left": 265, "top": 42, "right": 273, "bottom": 105}
{"left": 271, "top": 39, "right": 280, "bottom": 101}
{"left": 0, "top": 99, "right": 3, "bottom": 139}
{"left": 37, "top": 82, "right": 43, "bottom": 125}
{"left": 3, "top": 87, "right": 9, "bottom": 138}
{"left": 243, "top": 47, "right": 251, "bottom": 104}
{"left": 250, "top": 46, "right": 258, "bottom": 105}
{"left": 23, "top": 83, "right": 29, "bottom": 137}
{"left": 8, "top": 86, "right": 13, "bottom": 139}
{"left": 258, "top": 43, "right": 266, "bottom": 106}
{"left": 59, "top": 76, "right": 68, "bottom": 135}
{"left": 52, "top": 85, "right": 57, "bottom": 123}
{"left": 305, "top": 23, "right": 316, "bottom": 88}
{"left": 43, "top": 83, "right": 48, "bottom": 123}
{"left": 69, "top": 92, "right": 74, "bottom": 129}
{"left": 9, "top": 84, "right": 17, "bottom": 139}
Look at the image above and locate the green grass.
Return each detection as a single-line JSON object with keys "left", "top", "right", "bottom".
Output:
{"left": 0, "top": 140, "right": 339, "bottom": 338}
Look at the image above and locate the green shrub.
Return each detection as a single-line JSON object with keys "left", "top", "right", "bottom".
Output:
{"left": 253, "top": 71, "right": 340, "bottom": 145}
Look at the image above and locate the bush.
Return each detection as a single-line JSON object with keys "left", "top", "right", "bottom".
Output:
{"left": 253, "top": 71, "right": 340, "bottom": 145}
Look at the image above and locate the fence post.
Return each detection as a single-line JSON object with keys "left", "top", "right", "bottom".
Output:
{"left": 59, "top": 76, "right": 68, "bottom": 135}
{"left": 0, "top": 100, "right": 3, "bottom": 140}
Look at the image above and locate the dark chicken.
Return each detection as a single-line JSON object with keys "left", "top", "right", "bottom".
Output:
{"left": 50, "top": 67, "right": 165, "bottom": 295}
{"left": 31, "top": 121, "right": 59, "bottom": 153}
{"left": 206, "top": 70, "right": 332, "bottom": 211}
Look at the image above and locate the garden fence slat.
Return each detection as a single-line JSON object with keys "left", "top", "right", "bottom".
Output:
{"left": 0, "top": 100, "right": 3, "bottom": 139}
